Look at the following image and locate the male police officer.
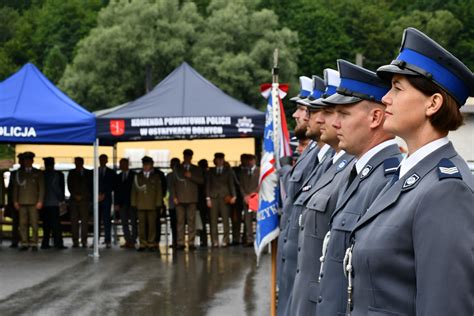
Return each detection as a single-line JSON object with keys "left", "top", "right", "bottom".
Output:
{"left": 172, "top": 149, "right": 204, "bottom": 250}
{"left": 7, "top": 153, "right": 24, "bottom": 248}
{"left": 13, "top": 151, "right": 44, "bottom": 251}
{"left": 315, "top": 60, "right": 402, "bottom": 316}
{"left": 286, "top": 78, "right": 356, "bottom": 316}
{"left": 277, "top": 72, "right": 338, "bottom": 315}
{"left": 131, "top": 156, "right": 162, "bottom": 251}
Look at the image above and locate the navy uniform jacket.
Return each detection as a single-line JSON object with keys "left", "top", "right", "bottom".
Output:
{"left": 287, "top": 152, "right": 355, "bottom": 316}
{"left": 276, "top": 146, "right": 331, "bottom": 316}
{"left": 350, "top": 142, "right": 474, "bottom": 315}
{"left": 114, "top": 171, "right": 135, "bottom": 207}
{"left": 316, "top": 143, "right": 402, "bottom": 316}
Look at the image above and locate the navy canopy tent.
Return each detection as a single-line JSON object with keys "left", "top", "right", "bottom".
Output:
{"left": 96, "top": 62, "right": 264, "bottom": 144}
{"left": 0, "top": 63, "right": 100, "bottom": 258}
{"left": 0, "top": 63, "right": 96, "bottom": 144}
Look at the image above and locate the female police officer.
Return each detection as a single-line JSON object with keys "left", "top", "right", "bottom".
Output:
{"left": 345, "top": 27, "right": 474, "bottom": 315}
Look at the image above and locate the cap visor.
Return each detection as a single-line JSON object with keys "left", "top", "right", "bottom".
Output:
{"left": 296, "top": 98, "right": 311, "bottom": 106}
{"left": 322, "top": 93, "right": 362, "bottom": 105}
{"left": 307, "top": 97, "right": 327, "bottom": 108}
{"left": 376, "top": 64, "right": 419, "bottom": 82}
{"left": 289, "top": 96, "right": 301, "bottom": 103}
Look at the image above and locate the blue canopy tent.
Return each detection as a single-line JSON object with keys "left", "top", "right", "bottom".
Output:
{"left": 0, "top": 63, "right": 100, "bottom": 258}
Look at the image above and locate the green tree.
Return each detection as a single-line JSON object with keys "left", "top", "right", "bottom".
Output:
{"left": 43, "top": 46, "right": 68, "bottom": 83}
{"left": 192, "top": 0, "right": 300, "bottom": 108}
{"left": 60, "top": 0, "right": 203, "bottom": 111}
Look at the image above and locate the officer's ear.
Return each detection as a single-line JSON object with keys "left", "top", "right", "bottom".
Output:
{"left": 368, "top": 103, "right": 385, "bottom": 129}
{"left": 425, "top": 92, "right": 444, "bottom": 118}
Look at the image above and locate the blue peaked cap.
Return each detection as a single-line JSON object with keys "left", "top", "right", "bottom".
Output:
{"left": 377, "top": 27, "right": 474, "bottom": 106}
{"left": 323, "top": 60, "right": 390, "bottom": 105}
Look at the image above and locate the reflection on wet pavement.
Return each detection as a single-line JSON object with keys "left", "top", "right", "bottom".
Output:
{"left": 0, "top": 247, "right": 270, "bottom": 315}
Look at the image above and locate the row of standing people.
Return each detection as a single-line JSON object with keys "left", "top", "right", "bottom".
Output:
{"left": 276, "top": 27, "right": 473, "bottom": 316}
{"left": 1, "top": 150, "right": 260, "bottom": 252}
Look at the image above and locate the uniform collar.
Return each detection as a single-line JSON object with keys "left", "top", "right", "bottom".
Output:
{"left": 399, "top": 137, "right": 449, "bottom": 178}
{"left": 355, "top": 139, "right": 398, "bottom": 174}
{"left": 317, "top": 144, "right": 331, "bottom": 162}
{"left": 332, "top": 149, "right": 346, "bottom": 164}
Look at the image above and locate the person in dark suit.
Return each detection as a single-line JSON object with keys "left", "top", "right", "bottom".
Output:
{"left": 197, "top": 159, "right": 209, "bottom": 247}
{"left": 239, "top": 154, "right": 259, "bottom": 247}
{"left": 154, "top": 165, "right": 167, "bottom": 247}
{"left": 166, "top": 158, "right": 180, "bottom": 249}
{"left": 346, "top": 28, "right": 474, "bottom": 316}
{"left": 206, "top": 153, "right": 236, "bottom": 248}
{"left": 171, "top": 149, "right": 204, "bottom": 250}
{"left": 68, "top": 157, "right": 92, "bottom": 248}
{"left": 229, "top": 154, "right": 245, "bottom": 245}
{"left": 98, "top": 154, "right": 116, "bottom": 248}
{"left": 114, "top": 158, "right": 136, "bottom": 249}
{"left": 7, "top": 153, "right": 25, "bottom": 248}
{"left": 41, "top": 157, "right": 67, "bottom": 250}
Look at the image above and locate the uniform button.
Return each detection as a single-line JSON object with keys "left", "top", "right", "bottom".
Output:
{"left": 318, "top": 296, "right": 322, "bottom": 303}
{"left": 284, "top": 238, "right": 287, "bottom": 243}
{"left": 341, "top": 219, "right": 346, "bottom": 226}
{"left": 298, "top": 247, "right": 301, "bottom": 251}
{"left": 301, "top": 227, "right": 304, "bottom": 231}
{"left": 282, "top": 258, "right": 286, "bottom": 262}
{"left": 287, "top": 219, "right": 290, "bottom": 223}
{"left": 296, "top": 269, "right": 300, "bottom": 273}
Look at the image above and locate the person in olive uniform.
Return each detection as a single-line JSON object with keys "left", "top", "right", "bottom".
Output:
{"left": 13, "top": 151, "right": 44, "bottom": 251}
{"left": 206, "top": 153, "right": 236, "bottom": 247}
{"left": 131, "top": 156, "right": 162, "bottom": 251}
{"left": 314, "top": 60, "right": 401, "bottom": 316}
{"left": 68, "top": 157, "right": 92, "bottom": 248}
{"left": 346, "top": 27, "right": 474, "bottom": 316}
{"left": 171, "top": 149, "right": 204, "bottom": 250}
{"left": 239, "top": 154, "right": 259, "bottom": 247}
{"left": 7, "top": 153, "right": 25, "bottom": 248}
{"left": 41, "top": 157, "right": 67, "bottom": 250}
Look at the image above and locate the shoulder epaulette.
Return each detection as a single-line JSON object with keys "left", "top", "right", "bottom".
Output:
{"left": 437, "top": 158, "right": 463, "bottom": 180}
{"left": 383, "top": 157, "right": 400, "bottom": 176}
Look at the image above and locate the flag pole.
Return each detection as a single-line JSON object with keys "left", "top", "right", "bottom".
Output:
{"left": 270, "top": 48, "right": 280, "bottom": 316}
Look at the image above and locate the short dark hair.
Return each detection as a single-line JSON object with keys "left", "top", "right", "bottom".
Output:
{"left": 406, "top": 76, "right": 464, "bottom": 132}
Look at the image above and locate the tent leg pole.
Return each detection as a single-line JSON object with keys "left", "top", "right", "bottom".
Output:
{"left": 91, "top": 138, "right": 100, "bottom": 259}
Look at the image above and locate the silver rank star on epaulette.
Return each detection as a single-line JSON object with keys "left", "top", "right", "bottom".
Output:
{"left": 302, "top": 185, "right": 312, "bottom": 192}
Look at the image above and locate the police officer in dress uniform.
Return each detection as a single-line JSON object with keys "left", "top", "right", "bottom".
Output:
{"left": 345, "top": 27, "right": 474, "bottom": 316}
{"left": 13, "top": 151, "right": 44, "bottom": 251}
{"left": 131, "top": 156, "right": 162, "bottom": 251}
{"left": 315, "top": 60, "right": 402, "bottom": 315}
{"left": 206, "top": 152, "right": 237, "bottom": 247}
{"left": 172, "top": 149, "right": 204, "bottom": 250}
{"left": 68, "top": 157, "right": 92, "bottom": 248}
{"left": 239, "top": 154, "right": 259, "bottom": 247}
{"left": 167, "top": 158, "right": 181, "bottom": 249}
{"left": 277, "top": 72, "right": 338, "bottom": 316}
{"left": 286, "top": 78, "right": 356, "bottom": 316}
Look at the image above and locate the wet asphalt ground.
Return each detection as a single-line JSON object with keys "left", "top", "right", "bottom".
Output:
{"left": 0, "top": 243, "right": 271, "bottom": 316}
